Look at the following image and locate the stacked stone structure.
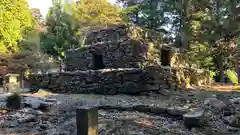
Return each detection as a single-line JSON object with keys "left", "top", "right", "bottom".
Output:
{"left": 64, "top": 24, "right": 178, "bottom": 71}
{"left": 28, "top": 24, "right": 212, "bottom": 94}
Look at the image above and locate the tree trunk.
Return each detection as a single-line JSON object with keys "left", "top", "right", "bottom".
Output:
{"left": 59, "top": 60, "right": 62, "bottom": 72}
{"left": 237, "top": 64, "right": 240, "bottom": 84}
{"left": 180, "top": 0, "right": 189, "bottom": 50}
{"left": 135, "top": 11, "right": 138, "bottom": 24}
{"left": 218, "top": 53, "right": 225, "bottom": 82}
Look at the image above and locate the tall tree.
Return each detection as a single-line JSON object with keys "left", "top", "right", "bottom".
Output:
{"left": 74, "top": 0, "right": 126, "bottom": 29}
{"left": 0, "top": 0, "right": 35, "bottom": 55}
{"left": 40, "top": 0, "right": 79, "bottom": 57}
{"left": 200, "top": 0, "right": 240, "bottom": 81}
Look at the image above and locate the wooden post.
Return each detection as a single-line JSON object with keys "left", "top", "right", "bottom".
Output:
{"left": 76, "top": 106, "right": 98, "bottom": 135}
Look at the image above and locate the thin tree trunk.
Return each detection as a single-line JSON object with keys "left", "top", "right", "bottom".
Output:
{"left": 180, "top": 0, "right": 189, "bottom": 50}
{"left": 135, "top": 11, "right": 138, "bottom": 24}
{"left": 219, "top": 53, "right": 225, "bottom": 82}
{"left": 237, "top": 64, "right": 240, "bottom": 84}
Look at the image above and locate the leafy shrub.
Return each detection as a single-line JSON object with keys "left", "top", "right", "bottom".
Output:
{"left": 6, "top": 93, "right": 21, "bottom": 109}
{"left": 210, "top": 71, "right": 216, "bottom": 79}
{"left": 227, "top": 70, "right": 238, "bottom": 85}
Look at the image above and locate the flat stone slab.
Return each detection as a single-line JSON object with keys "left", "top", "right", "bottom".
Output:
{"left": 167, "top": 107, "right": 189, "bottom": 116}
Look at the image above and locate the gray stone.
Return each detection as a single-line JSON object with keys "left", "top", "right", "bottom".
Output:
{"left": 0, "top": 101, "right": 6, "bottom": 108}
{"left": 150, "top": 106, "right": 167, "bottom": 114}
{"left": 224, "top": 115, "right": 240, "bottom": 128}
{"left": 230, "top": 97, "right": 240, "bottom": 104}
{"left": 134, "top": 105, "right": 151, "bottom": 113}
{"left": 20, "top": 108, "right": 38, "bottom": 115}
{"left": 8, "top": 120, "right": 19, "bottom": 127}
{"left": 18, "top": 114, "right": 36, "bottom": 123}
{"left": 23, "top": 96, "right": 54, "bottom": 109}
{"left": 204, "top": 98, "right": 226, "bottom": 110}
{"left": 183, "top": 109, "right": 205, "bottom": 128}
{"left": 163, "top": 122, "right": 180, "bottom": 129}
{"left": 59, "top": 131, "right": 71, "bottom": 135}
{"left": 0, "top": 120, "right": 5, "bottom": 128}
{"left": 167, "top": 106, "right": 189, "bottom": 116}
{"left": 38, "top": 124, "right": 48, "bottom": 130}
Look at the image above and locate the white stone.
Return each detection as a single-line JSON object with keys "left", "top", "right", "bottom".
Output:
{"left": 23, "top": 96, "right": 54, "bottom": 109}
{"left": 183, "top": 109, "right": 205, "bottom": 118}
{"left": 18, "top": 114, "right": 36, "bottom": 123}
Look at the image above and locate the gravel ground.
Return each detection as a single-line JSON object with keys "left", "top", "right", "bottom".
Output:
{"left": 1, "top": 90, "right": 240, "bottom": 135}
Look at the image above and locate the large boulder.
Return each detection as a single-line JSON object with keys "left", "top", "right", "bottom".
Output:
{"left": 183, "top": 108, "right": 205, "bottom": 128}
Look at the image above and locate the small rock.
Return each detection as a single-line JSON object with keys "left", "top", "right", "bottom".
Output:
{"left": 223, "top": 107, "right": 235, "bottom": 116}
{"left": 227, "top": 126, "right": 239, "bottom": 132}
{"left": 0, "top": 101, "right": 6, "bottom": 108}
{"left": 167, "top": 106, "right": 189, "bottom": 116}
{"left": 134, "top": 105, "right": 150, "bottom": 113}
{"left": 8, "top": 120, "right": 19, "bottom": 127}
{"left": 230, "top": 97, "right": 240, "bottom": 104}
{"left": 59, "top": 131, "right": 71, "bottom": 135}
{"left": 39, "top": 124, "right": 48, "bottom": 130}
{"left": 191, "top": 127, "right": 202, "bottom": 133}
{"left": 0, "top": 120, "right": 5, "bottom": 128}
{"left": 224, "top": 115, "right": 235, "bottom": 124}
{"left": 226, "top": 115, "right": 240, "bottom": 128}
{"left": 18, "top": 114, "right": 36, "bottom": 123}
{"left": 44, "top": 98, "right": 57, "bottom": 103}
{"left": 183, "top": 108, "right": 205, "bottom": 128}
{"left": 163, "top": 122, "right": 180, "bottom": 129}
{"left": 20, "top": 108, "right": 38, "bottom": 114}
{"left": 150, "top": 106, "right": 167, "bottom": 114}
{"left": 23, "top": 96, "right": 54, "bottom": 109}
{"left": 204, "top": 98, "right": 226, "bottom": 110}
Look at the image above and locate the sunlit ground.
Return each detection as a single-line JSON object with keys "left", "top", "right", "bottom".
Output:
{"left": 192, "top": 83, "right": 240, "bottom": 92}
{"left": 22, "top": 89, "right": 53, "bottom": 98}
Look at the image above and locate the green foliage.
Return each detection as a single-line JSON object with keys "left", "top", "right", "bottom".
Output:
{"left": 74, "top": 0, "right": 127, "bottom": 28}
{"left": 185, "top": 43, "right": 214, "bottom": 69}
{"left": 227, "top": 70, "right": 238, "bottom": 85}
{"left": 210, "top": 71, "right": 216, "bottom": 79}
{"left": 0, "top": 0, "right": 35, "bottom": 55}
{"left": 24, "top": 70, "right": 30, "bottom": 79}
{"left": 6, "top": 93, "right": 21, "bottom": 109}
{"left": 40, "top": 1, "right": 79, "bottom": 58}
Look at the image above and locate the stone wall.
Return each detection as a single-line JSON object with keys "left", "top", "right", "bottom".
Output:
{"left": 64, "top": 24, "right": 179, "bottom": 71}
{"left": 65, "top": 40, "right": 142, "bottom": 71}
{"left": 28, "top": 67, "right": 177, "bottom": 94}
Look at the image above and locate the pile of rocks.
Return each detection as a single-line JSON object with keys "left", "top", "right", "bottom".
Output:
{"left": 0, "top": 93, "right": 60, "bottom": 135}
{"left": 1, "top": 91, "right": 240, "bottom": 135}
{"left": 0, "top": 93, "right": 58, "bottom": 110}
